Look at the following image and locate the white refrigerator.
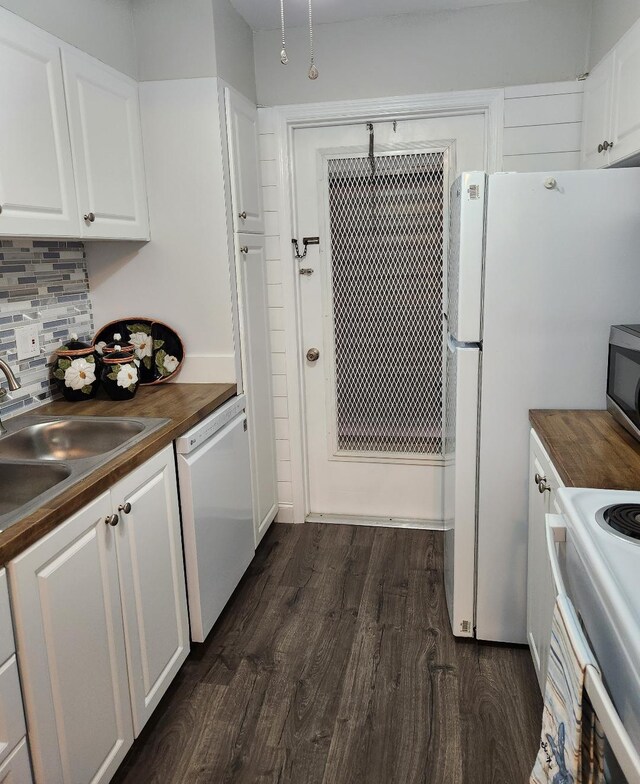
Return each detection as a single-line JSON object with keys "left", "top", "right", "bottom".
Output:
{"left": 444, "top": 168, "right": 640, "bottom": 644}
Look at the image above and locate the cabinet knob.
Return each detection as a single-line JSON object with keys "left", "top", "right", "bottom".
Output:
{"left": 240, "top": 245, "right": 249, "bottom": 254}
{"left": 603, "top": 140, "right": 614, "bottom": 151}
{"left": 597, "top": 143, "right": 604, "bottom": 153}
{"left": 84, "top": 212, "right": 96, "bottom": 223}
{"left": 534, "top": 472, "right": 544, "bottom": 485}
{"left": 105, "top": 513, "right": 119, "bottom": 527}
{"left": 238, "top": 211, "right": 247, "bottom": 220}
{"left": 538, "top": 479, "right": 550, "bottom": 494}
{"left": 118, "top": 502, "right": 132, "bottom": 514}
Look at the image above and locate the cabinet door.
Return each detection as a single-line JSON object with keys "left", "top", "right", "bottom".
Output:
{"left": 237, "top": 234, "right": 278, "bottom": 543}
{"left": 8, "top": 493, "right": 133, "bottom": 784}
{"left": 610, "top": 25, "right": 640, "bottom": 164}
{"left": 0, "top": 739, "right": 33, "bottom": 783}
{"left": 62, "top": 48, "right": 149, "bottom": 240}
{"left": 226, "top": 88, "right": 264, "bottom": 234}
{"left": 112, "top": 446, "right": 189, "bottom": 735}
{"left": 0, "top": 9, "right": 79, "bottom": 237}
{"left": 580, "top": 53, "right": 614, "bottom": 169}
{"left": 527, "top": 429, "right": 564, "bottom": 694}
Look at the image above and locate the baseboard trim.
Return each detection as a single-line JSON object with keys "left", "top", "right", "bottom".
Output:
{"left": 305, "top": 513, "right": 444, "bottom": 530}
{"left": 275, "top": 504, "right": 295, "bottom": 524}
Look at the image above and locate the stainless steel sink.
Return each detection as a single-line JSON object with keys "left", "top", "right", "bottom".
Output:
{"left": 0, "top": 414, "right": 169, "bottom": 533}
{"left": 0, "top": 418, "right": 145, "bottom": 461}
{"left": 0, "top": 462, "right": 72, "bottom": 518}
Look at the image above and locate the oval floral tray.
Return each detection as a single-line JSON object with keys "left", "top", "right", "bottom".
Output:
{"left": 93, "top": 318, "right": 184, "bottom": 385}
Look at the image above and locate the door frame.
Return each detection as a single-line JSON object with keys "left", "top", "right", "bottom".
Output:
{"left": 270, "top": 88, "right": 504, "bottom": 524}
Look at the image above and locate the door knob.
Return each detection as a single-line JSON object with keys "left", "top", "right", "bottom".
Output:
{"left": 238, "top": 211, "right": 247, "bottom": 220}
{"left": 306, "top": 347, "right": 320, "bottom": 362}
{"left": 118, "top": 502, "right": 132, "bottom": 514}
{"left": 105, "top": 513, "right": 119, "bottom": 526}
{"left": 84, "top": 212, "right": 95, "bottom": 223}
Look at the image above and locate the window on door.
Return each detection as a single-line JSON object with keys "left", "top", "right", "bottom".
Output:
{"left": 327, "top": 151, "right": 446, "bottom": 457}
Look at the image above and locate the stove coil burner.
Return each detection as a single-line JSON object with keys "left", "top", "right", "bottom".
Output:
{"left": 601, "top": 504, "right": 640, "bottom": 541}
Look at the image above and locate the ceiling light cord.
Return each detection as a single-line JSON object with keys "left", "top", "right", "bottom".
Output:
{"left": 280, "top": 0, "right": 288, "bottom": 64}
{"left": 308, "top": 0, "right": 318, "bottom": 79}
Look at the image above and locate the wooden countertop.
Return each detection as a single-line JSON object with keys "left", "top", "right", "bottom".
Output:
{"left": 529, "top": 409, "right": 640, "bottom": 490}
{"left": 0, "top": 382, "right": 236, "bottom": 566}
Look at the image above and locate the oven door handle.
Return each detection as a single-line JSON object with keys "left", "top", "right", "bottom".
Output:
{"left": 545, "top": 513, "right": 567, "bottom": 596}
{"left": 585, "top": 665, "right": 640, "bottom": 783}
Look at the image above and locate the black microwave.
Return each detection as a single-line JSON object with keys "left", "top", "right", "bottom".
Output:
{"left": 607, "top": 325, "right": 640, "bottom": 441}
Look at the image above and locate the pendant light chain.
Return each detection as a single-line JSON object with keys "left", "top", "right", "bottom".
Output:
{"left": 308, "top": 0, "right": 318, "bottom": 79}
{"left": 280, "top": 0, "right": 288, "bottom": 64}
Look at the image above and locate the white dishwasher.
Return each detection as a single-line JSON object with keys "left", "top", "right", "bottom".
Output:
{"left": 175, "top": 394, "right": 254, "bottom": 642}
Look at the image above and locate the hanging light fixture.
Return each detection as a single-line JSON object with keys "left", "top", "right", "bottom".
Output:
{"left": 308, "top": 0, "right": 318, "bottom": 79}
{"left": 280, "top": 0, "right": 289, "bottom": 64}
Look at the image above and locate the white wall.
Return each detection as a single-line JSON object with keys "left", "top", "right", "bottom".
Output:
{"left": 0, "top": 0, "right": 137, "bottom": 77}
{"left": 589, "top": 0, "right": 640, "bottom": 67}
{"left": 133, "top": 0, "right": 217, "bottom": 81}
{"left": 212, "top": 0, "right": 256, "bottom": 102}
{"left": 253, "top": 0, "right": 591, "bottom": 107}
{"left": 86, "top": 78, "right": 237, "bottom": 383}
{"left": 502, "top": 81, "right": 584, "bottom": 172}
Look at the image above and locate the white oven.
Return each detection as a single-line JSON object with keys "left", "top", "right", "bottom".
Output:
{"left": 546, "top": 488, "right": 640, "bottom": 783}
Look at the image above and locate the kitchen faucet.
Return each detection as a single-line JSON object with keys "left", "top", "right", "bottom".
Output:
{"left": 0, "top": 358, "right": 21, "bottom": 435}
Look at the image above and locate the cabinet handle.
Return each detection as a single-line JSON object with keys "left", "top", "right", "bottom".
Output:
{"left": 105, "top": 513, "right": 119, "bottom": 526}
{"left": 238, "top": 211, "right": 247, "bottom": 220}
{"left": 240, "top": 245, "right": 249, "bottom": 254}
{"left": 84, "top": 212, "right": 96, "bottom": 223}
{"left": 538, "top": 479, "right": 550, "bottom": 494}
{"left": 603, "top": 140, "right": 614, "bottom": 151}
{"left": 118, "top": 502, "right": 132, "bottom": 514}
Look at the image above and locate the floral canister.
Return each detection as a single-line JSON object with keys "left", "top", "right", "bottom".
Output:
{"left": 95, "top": 333, "right": 134, "bottom": 359}
{"left": 100, "top": 349, "right": 140, "bottom": 400}
{"left": 53, "top": 334, "right": 100, "bottom": 401}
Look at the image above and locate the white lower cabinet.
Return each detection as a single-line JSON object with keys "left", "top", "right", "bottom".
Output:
{"left": 0, "top": 739, "right": 32, "bottom": 783}
{"left": 526, "top": 428, "right": 564, "bottom": 692}
{"left": 8, "top": 445, "right": 189, "bottom": 784}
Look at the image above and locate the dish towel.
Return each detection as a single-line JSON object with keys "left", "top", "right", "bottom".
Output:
{"left": 530, "top": 594, "right": 605, "bottom": 784}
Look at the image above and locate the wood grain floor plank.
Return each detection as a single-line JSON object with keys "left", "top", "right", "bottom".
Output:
{"left": 113, "top": 523, "right": 541, "bottom": 784}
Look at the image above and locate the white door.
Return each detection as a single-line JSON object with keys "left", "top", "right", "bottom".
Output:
{"left": 610, "top": 25, "right": 640, "bottom": 164}
{"left": 9, "top": 492, "right": 133, "bottom": 784}
{"left": 0, "top": 9, "right": 79, "bottom": 237}
{"left": 62, "top": 47, "right": 149, "bottom": 240}
{"left": 112, "top": 447, "right": 189, "bottom": 735}
{"left": 236, "top": 234, "right": 278, "bottom": 541}
{"left": 293, "top": 116, "right": 486, "bottom": 521}
{"left": 580, "top": 52, "right": 614, "bottom": 169}
{"left": 226, "top": 88, "right": 264, "bottom": 234}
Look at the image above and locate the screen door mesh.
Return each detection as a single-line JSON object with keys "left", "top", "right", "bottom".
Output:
{"left": 327, "top": 152, "right": 445, "bottom": 456}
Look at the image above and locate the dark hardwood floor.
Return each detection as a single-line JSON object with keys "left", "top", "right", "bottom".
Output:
{"left": 113, "top": 523, "right": 542, "bottom": 784}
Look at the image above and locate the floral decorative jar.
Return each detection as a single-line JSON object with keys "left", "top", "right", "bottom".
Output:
{"left": 53, "top": 334, "right": 100, "bottom": 401}
{"left": 100, "top": 350, "right": 140, "bottom": 401}
{"left": 95, "top": 333, "right": 134, "bottom": 359}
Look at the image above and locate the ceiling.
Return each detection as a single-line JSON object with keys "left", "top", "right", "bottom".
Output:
{"left": 229, "top": 0, "right": 529, "bottom": 31}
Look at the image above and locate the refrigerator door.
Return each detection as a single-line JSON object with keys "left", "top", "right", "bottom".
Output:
{"left": 446, "top": 171, "right": 486, "bottom": 342}
{"left": 476, "top": 168, "right": 640, "bottom": 644}
{"left": 444, "top": 336, "right": 481, "bottom": 637}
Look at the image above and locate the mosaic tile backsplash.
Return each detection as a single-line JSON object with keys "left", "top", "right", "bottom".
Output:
{"left": 0, "top": 239, "right": 94, "bottom": 417}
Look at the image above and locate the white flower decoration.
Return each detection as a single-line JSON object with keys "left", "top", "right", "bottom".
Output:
{"left": 163, "top": 354, "right": 179, "bottom": 373}
{"left": 95, "top": 341, "right": 106, "bottom": 356}
{"left": 116, "top": 364, "right": 138, "bottom": 389}
{"left": 129, "top": 331, "right": 152, "bottom": 359}
{"left": 64, "top": 358, "right": 96, "bottom": 390}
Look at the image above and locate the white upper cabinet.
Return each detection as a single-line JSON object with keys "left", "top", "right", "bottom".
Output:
{"left": 610, "top": 28, "right": 640, "bottom": 164}
{"left": 62, "top": 49, "right": 150, "bottom": 240}
{"left": 0, "top": 9, "right": 80, "bottom": 237}
{"left": 580, "top": 52, "right": 614, "bottom": 169}
{"left": 581, "top": 18, "right": 640, "bottom": 168}
{"left": 226, "top": 88, "right": 265, "bottom": 234}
